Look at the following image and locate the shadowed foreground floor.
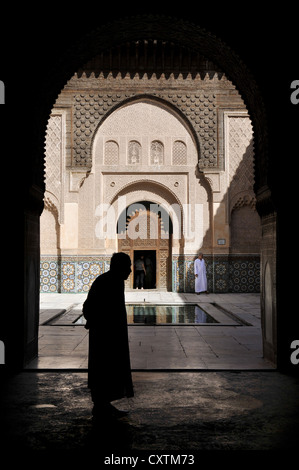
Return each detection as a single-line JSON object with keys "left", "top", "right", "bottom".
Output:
{"left": 1, "top": 370, "right": 299, "bottom": 459}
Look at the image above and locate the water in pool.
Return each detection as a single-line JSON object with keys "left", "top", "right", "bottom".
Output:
{"left": 126, "top": 304, "right": 218, "bottom": 324}
{"left": 75, "top": 304, "right": 218, "bottom": 325}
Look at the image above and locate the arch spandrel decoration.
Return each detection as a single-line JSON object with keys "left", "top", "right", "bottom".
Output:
{"left": 41, "top": 16, "right": 269, "bottom": 198}
{"left": 72, "top": 91, "right": 218, "bottom": 170}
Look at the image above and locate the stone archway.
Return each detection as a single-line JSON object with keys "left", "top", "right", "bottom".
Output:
{"left": 110, "top": 181, "right": 184, "bottom": 292}
{"left": 20, "top": 15, "right": 285, "bottom": 371}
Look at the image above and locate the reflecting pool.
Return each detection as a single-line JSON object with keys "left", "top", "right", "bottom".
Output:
{"left": 126, "top": 304, "right": 218, "bottom": 325}
{"left": 74, "top": 304, "right": 218, "bottom": 325}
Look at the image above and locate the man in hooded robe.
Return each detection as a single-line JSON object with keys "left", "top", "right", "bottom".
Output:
{"left": 83, "top": 252, "right": 134, "bottom": 418}
{"left": 194, "top": 252, "right": 208, "bottom": 294}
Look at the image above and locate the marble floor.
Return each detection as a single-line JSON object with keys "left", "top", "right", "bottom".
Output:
{"left": 26, "top": 292, "right": 275, "bottom": 370}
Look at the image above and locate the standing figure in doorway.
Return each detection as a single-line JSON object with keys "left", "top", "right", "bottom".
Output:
{"left": 135, "top": 255, "right": 146, "bottom": 289}
{"left": 194, "top": 252, "right": 208, "bottom": 294}
{"left": 144, "top": 255, "right": 154, "bottom": 289}
{"left": 82, "top": 252, "right": 134, "bottom": 419}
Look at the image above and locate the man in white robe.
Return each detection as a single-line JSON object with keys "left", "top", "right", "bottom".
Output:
{"left": 194, "top": 253, "right": 208, "bottom": 294}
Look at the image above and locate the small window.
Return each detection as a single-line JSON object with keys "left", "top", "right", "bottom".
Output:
{"left": 150, "top": 140, "right": 164, "bottom": 165}
{"left": 104, "top": 140, "right": 119, "bottom": 165}
{"left": 128, "top": 140, "right": 141, "bottom": 164}
{"left": 173, "top": 140, "right": 187, "bottom": 165}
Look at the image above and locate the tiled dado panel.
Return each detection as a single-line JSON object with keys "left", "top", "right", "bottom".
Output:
{"left": 40, "top": 255, "right": 260, "bottom": 293}
{"left": 172, "top": 255, "right": 260, "bottom": 293}
{"left": 40, "top": 256, "right": 111, "bottom": 293}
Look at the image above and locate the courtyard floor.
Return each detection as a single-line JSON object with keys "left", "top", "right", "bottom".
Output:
{"left": 2, "top": 293, "right": 299, "bottom": 455}
{"left": 1, "top": 370, "right": 299, "bottom": 454}
{"left": 26, "top": 292, "right": 274, "bottom": 370}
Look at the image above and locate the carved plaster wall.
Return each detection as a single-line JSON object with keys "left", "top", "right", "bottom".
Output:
{"left": 41, "top": 72, "right": 260, "bottom": 292}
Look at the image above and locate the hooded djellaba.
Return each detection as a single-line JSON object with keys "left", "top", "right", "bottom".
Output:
{"left": 83, "top": 252, "right": 134, "bottom": 418}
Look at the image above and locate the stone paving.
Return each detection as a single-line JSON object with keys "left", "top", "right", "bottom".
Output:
{"left": 26, "top": 292, "right": 274, "bottom": 370}
{"left": 3, "top": 293, "right": 299, "bottom": 455}
{"left": 1, "top": 370, "right": 299, "bottom": 453}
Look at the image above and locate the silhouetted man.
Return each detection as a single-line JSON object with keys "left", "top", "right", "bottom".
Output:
{"left": 83, "top": 252, "right": 134, "bottom": 419}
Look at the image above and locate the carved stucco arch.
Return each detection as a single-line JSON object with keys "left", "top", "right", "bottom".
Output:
{"left": 40, "top": 15, "right": 268, "bottom": 200}
{"left": 20, "top": 14, "right": 283, "bottom": 371}
{"left": 109, "top": 179, "right": 184, "bottom": 240}
{"left": 87, "top": 93, "right": 202, "bottom": 171}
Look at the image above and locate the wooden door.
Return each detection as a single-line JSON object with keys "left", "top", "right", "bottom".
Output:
{"left": 118, "top": 208, "right": 171, "bottom": 290}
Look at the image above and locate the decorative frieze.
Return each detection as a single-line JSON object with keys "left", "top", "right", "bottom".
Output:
{"left": 172, "top": 254, "right": 260, "bottom": 293}
{"left": 40, "top": 254, "right": 260, "bottom": 294}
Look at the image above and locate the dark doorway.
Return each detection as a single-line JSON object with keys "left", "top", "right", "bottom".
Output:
{"left": 134, "top": 250, "right": 156, "bottom": 289}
